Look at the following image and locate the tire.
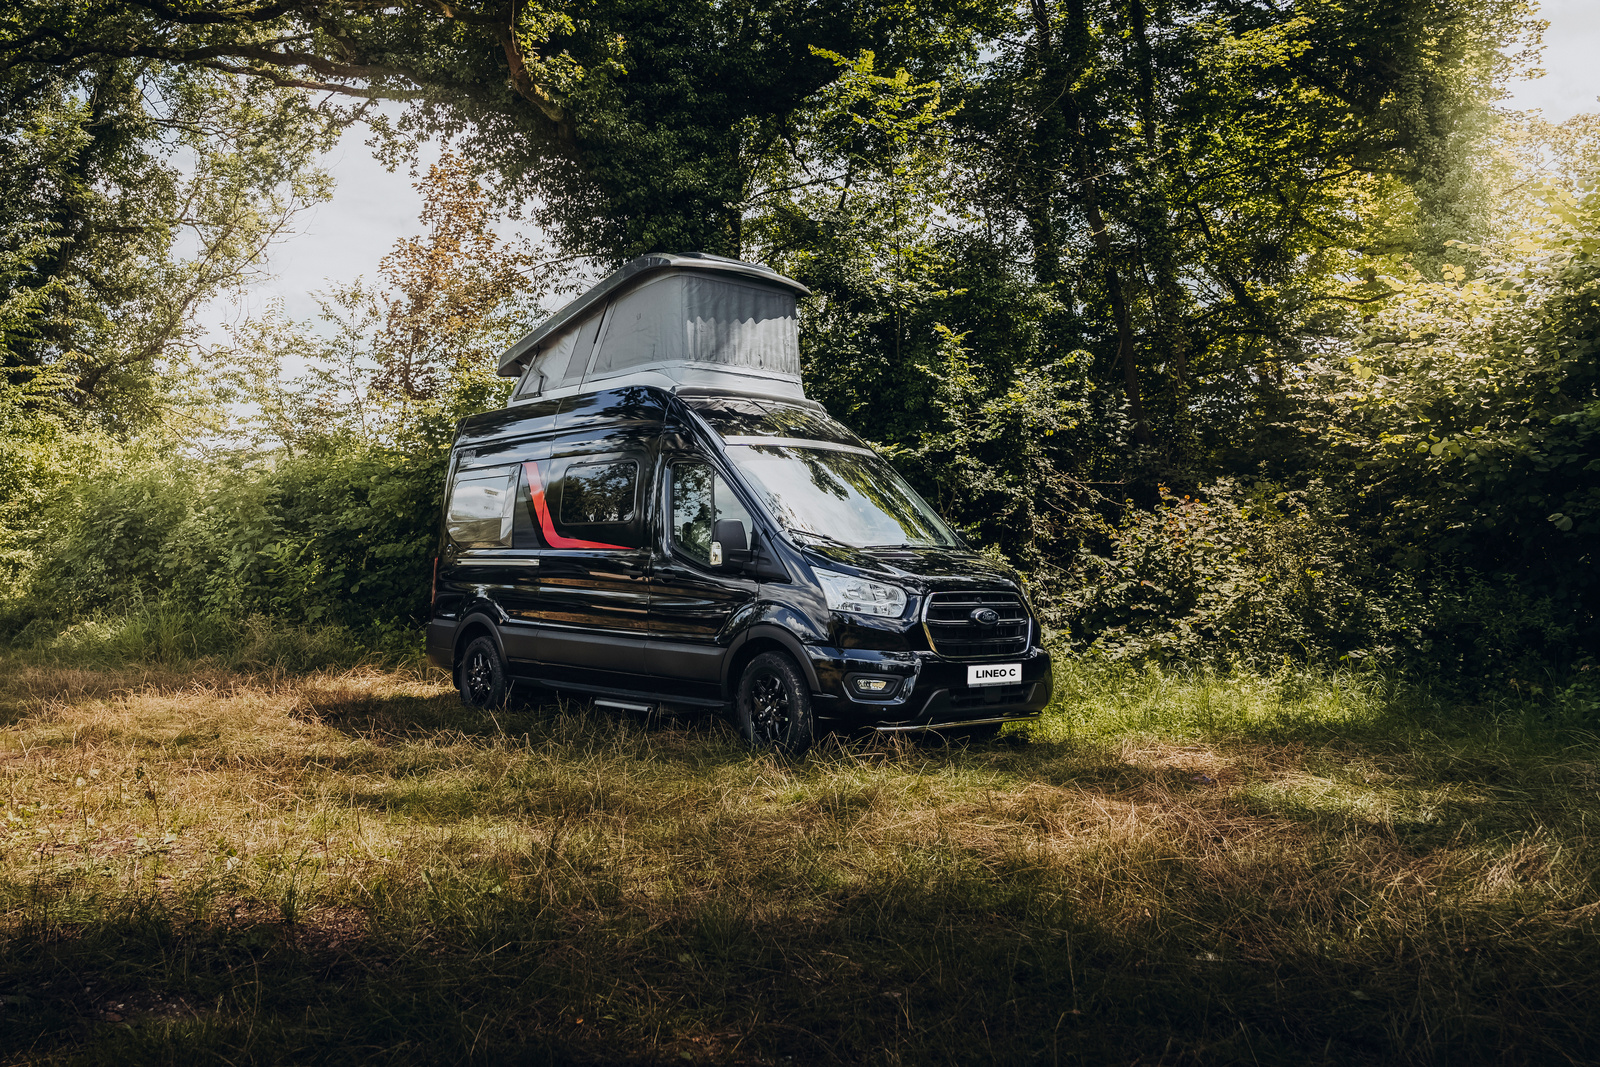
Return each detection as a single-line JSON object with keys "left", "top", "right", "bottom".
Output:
{"left": 735, "top": 651, "right": 814, "bottom": 755}
{"left": 457, "top": 635, "right": 509, "bottom": 708}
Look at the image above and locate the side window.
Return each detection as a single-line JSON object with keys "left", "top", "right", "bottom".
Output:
{"left": 447, "top": 466, "right": 516, "bottom": 547}
{"left": 671, "top": 460, "right": 753, "bottom": 566}
{"left": 512, "top": 359, "right": 544, "bottom": 399}
{"left": 559, "top": 460, "right": 638, "bottom": 525}
{"left": 512, "top": 465, "right": 543, "bottom": 549}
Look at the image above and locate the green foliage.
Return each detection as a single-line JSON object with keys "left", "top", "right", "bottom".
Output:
{"left": 1301, "top": 145, "right": 1600, "bottom": 670}
{"left": 1054, "top": 481, "right": 1424, "bottom": 669}
{"left": 0, "top": 0, "right": 1590, "bottom": 691}
{"left": 0, "top": 146, "right": 537, "bottom": 650}
{"left": 5, "top": 432, "right": 448, "bottom": 638}
{"left": 1, "top": 0, "right": 1008, "bottom": 263}
{"left": 8, "top": 605, "right": 402, "bottom": 672}
{"left": 0, "top": 60, "right": 342, "bottom": 425}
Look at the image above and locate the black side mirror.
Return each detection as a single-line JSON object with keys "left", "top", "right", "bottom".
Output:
{"left": 710, "top": 519, "right": 752, "bottom": 568}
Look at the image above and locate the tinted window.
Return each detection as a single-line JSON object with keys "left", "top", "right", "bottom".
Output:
{"left": 512, "top": 465, "right": 543, "bottom": 549}
{"left": 672, "top": 461, "right": 754, "bottom": 565}
{"left": 447, "top": 467, "right": 516, "bottom": 546}
{"left": 560, "top": 461, "right": 638, "bottom": 525}
{"left": 726, "top": 445, "right": 957, "bottom": 548}
{"left": 684, "top": 397, "right": 867, "bottom": 449}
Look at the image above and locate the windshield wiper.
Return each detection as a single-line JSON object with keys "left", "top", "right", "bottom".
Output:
{"left": 785, "top": 528, "right": 859, "bottom": 549}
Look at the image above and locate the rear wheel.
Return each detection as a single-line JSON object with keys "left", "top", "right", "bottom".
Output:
{"left": 457, "top": 635, "right": 509, "bottom": 708}
{"left": 736, "top": 651, "right": 814, "bottom": 755}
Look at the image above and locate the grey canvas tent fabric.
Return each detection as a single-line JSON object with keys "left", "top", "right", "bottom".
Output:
{"left": 681, "top": 276, "right": 798, "bottom": 375}
{"left": 517, "top": 272, "right": 800, "bottom": 396}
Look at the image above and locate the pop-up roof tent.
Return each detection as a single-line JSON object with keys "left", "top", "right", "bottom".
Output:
{"left": 498, "top": 253, "right": 811, "bottom": 403}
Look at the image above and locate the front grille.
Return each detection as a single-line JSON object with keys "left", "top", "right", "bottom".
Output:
{"left": 923, "top": 591, "right": 1030, "bottom": 659}
{"left": 949, "top": 683, "right": 1034, "bottom": 710}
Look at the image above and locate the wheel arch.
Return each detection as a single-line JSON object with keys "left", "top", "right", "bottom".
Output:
{"left": 723, "top": 624, "right": 820, "bottom": 697}
{"left": 451, "top": 614, "right": 504, "bottom": 679}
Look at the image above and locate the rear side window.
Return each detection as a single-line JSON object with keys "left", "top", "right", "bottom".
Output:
{"left": 447, "top": 466, "right": 516, "bottom": 546}
{"left": 559, "top": 461, "right": 638, "bottom": 525}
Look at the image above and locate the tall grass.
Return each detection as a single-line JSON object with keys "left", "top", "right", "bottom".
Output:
{"left": 2, "top": 606, "right": 424, "bottom": 672}
{"left": 1, "top": 646, "right": 1597, "bottom": 1064}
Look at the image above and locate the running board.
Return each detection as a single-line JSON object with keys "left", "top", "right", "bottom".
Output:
{"left": 594, "top": 698, "right": 655, "bottom": 714}
{"left": 509, "top": 677, "right": 727, "bottom": 711}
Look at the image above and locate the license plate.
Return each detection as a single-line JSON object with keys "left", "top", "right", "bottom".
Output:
{"left": 967, "top": 663, "right": 1021, "bottom": 687}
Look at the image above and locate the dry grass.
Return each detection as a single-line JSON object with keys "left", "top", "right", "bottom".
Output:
{"left": 1, "top": 654, "right": 1597, "bottom": 1064}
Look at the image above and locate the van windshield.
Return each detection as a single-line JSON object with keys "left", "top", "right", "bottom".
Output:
{"left": 725, "top": 444, "right": 959, "bottom": 548}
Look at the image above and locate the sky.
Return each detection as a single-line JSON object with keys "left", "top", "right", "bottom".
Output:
{"left": 215, "top": 1, "right": 1600, "bottom": 340}
{"left": 1506, "top": 0, "right": 1600, "bottom": 119}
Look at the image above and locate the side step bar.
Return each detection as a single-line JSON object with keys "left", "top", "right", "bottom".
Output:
{"left": 594, "top": 698, "right": 655, "bottom": 714}
{"left": 508, "top": 677, "right": 728, "bottom": 713}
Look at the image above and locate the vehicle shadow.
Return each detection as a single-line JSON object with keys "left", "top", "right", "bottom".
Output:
{"left": 293, "top": 678, "right": 738, "bottom": 749}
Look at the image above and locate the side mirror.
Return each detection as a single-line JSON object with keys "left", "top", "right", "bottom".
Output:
{"left": 711, "top": 519, "right": 751, "bottom": 569}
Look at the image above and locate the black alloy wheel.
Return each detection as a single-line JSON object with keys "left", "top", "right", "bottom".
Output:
{"left": 458, "top": 635, "right": 509, "bottom": 708}
{"left": 736, "top": 651, "right": 814, "bottom": 755}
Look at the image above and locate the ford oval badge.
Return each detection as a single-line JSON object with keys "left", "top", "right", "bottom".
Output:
{"left": 970, "top": 607, "right": 1001, "bottom": 626}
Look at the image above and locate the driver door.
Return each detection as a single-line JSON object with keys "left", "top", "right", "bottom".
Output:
{"left": 646, "top": 455, "right": 759, "bottom": 701}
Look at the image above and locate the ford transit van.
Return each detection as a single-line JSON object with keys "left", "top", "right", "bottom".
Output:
{"left": 425, "top": 253, "right": 1052, "bottom": 752}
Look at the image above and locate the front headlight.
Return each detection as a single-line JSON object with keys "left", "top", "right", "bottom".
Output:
{"left": 814, "top": 569, "right": 908, "bottom": 618}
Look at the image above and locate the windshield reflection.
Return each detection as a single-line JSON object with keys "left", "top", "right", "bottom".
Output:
{"left": 726, "top": 444, "right": 958, "bottom": 548}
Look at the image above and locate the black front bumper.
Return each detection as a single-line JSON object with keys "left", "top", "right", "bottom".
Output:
{"left": 806, "top": 644, "right": 1053, "bottom": 731}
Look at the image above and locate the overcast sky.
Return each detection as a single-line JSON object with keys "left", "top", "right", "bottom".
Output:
{"left": 215, "top": 1, "right": 1600, "bottom": 338}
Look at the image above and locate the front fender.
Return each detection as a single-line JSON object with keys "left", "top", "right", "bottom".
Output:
{"left": 722, "top": 620, "right": 825, "bottom": 694}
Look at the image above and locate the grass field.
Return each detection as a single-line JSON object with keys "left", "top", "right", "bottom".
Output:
{"left": 2, "top": 640, "right": 1598, "bottom": 1064}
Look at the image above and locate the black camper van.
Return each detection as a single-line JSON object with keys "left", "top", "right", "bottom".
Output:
{"left": 426, "top": 253, "right": 1052, "bottom": 752}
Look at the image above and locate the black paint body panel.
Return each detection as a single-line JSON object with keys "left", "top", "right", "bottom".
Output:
{"left": 427, "top": 386, "right": 1054, "bottom": 729}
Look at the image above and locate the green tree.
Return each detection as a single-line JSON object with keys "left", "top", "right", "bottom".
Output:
{"left": 958, "top": 0, "right": 1537, "bottom": 466}
{"left": 0, "top": 60, "right": 342, "bottom": 426}
{"left": 1, "top": 0, "right": 1006, "bottom": 263}
{"left": 1309, "top": 119, "right": 1600, "bottom": 661}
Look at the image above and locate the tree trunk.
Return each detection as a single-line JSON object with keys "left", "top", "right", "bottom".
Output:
{"left": 1047, "top": 0, "right": 1155, "bottom": 447}
{"left": 1081, "top": 185, "right": 1154, "bottom": 447}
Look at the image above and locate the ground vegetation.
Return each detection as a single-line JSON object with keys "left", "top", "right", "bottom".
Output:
{"left": 2, "top": 644, "right": 1598, "bottom": 1064}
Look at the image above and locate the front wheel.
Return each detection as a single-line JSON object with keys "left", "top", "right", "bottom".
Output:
{"left": 735, "top": 651, "right": 814, "bottom": 755}
{"left": 457, "top": 635, "right": 509, "bottom": 708}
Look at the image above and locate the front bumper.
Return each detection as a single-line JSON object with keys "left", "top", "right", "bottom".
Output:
{"left": 806, "top": 644, "right": 1053, "bottom": 731}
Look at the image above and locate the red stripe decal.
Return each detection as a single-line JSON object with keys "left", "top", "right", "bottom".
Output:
{"left": 522, "top": 461, "right": 631, "bottom": 551}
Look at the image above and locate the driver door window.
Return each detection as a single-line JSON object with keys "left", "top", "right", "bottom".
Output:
{"left": 670, "top": 461, "right": 752, "bottom": 566}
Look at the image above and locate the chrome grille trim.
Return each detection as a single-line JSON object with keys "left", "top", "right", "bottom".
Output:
{"left": 921, "top": 590, "right": 1030, "bottom": 659}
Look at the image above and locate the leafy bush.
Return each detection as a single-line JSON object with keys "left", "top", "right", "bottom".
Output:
{"left": 1550, "top": 669, "right": 1600, "bottom": 730}
{"left": 9, "top": 605, "right": 403, "bottom": 671}
{"left": 1051, "top": 480, "right": 1423, "bottom": 669}
{"left": 3, "top": 434, "right": 447, "bottom": 640}
{"left": 1050, "top": 478, "right": 1594, "bottom": 693}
